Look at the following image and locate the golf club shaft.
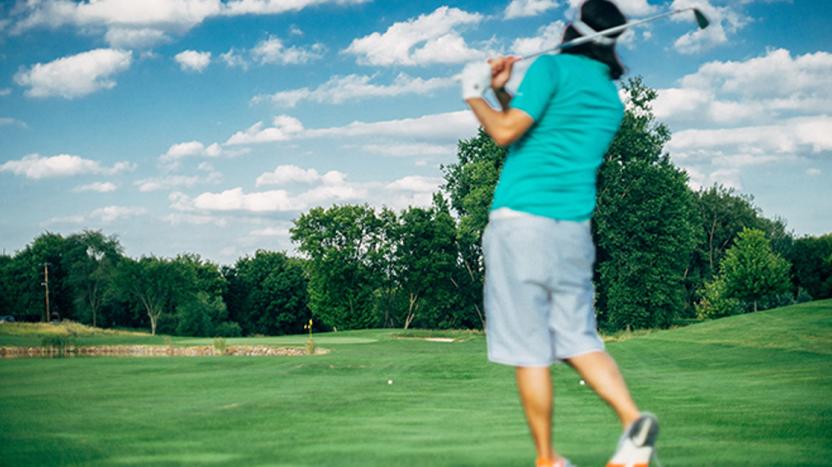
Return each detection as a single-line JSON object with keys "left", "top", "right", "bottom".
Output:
{"left": 519, "top": 7, "right": 698, "bottom": 62}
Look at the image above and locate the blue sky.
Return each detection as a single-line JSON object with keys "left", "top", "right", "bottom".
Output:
{"left": 1, "top": 0, "right": 830, "bottom": 265}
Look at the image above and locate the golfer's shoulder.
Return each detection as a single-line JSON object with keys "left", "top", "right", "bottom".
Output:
{"left": 527, "top": 54, "right": 562, "bottom": 80}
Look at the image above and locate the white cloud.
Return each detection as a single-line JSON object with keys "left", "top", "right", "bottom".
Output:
{"left": 670, "top": 0, "right": 748, "bottom": 54}
{"left": 386, "top": 176, "right": 443, "bottom": 193}
{"left": 135, "top": 174, "right": 216, "bottom": 192}
{"left": 163, "top": 213, "right": 229, "bottom": 227}
{"left": 360, "top": 143, "right": 456, "bottom": 158}
{"left": 655, "top": 48, "right": 832, "bottom": 192}
{"left": 511, "top": 20, "right": 565, "bottom": 57}
{"left": 91, "top": 206, "right": 147, "bottom": 223}
{"left": 222, "top": 111, "right": 477, "bottom": 154}
{"left": 225, "top": 115, "right": 305, "bottom": 145}
{"left": 252, "top": 73, "right": 456, "bottom": 107}
{"left": 669, "top": 116, "right": 832, "bottom": 158}
{"left": 251, "top": 36, "right": 324, "bottom": 65}
{"left": 174, "top": 165, "right": 443, "bottom": 215}
{"left": 177, "top": 187, "right": 298, "bottom": 212}
{"left": 250, "top": 226, "right": 291, "bottom": 237}
{"left": 345, "top": 6, "right": 484, "bottom": 66}
{"left": 105, "top": 27, "right": 170, "bottom": 48}
{"left": 47, "top": 205, "right": 147, "bottom": 225}
{"left": 10, "top": 0, "right": 366, "bottom": 45}
{"left": 14, "top": 49, "right": 132, "bottom": 99}
{"left": 506, "top": 0, "right": 558, "bottom": 19}
{"left": 220, "top": 48, "right": 249, "bottom": 69}
{"left": 175, "top": 50, "right": 211, "bottom": 72}
{"left": 0, "top": 88, "right": 12, "bottom": 96}
{"left": 304, "top": 111, "right": 478, "bottom": 141}
{"left": 160, "top": 141, "right": 224, "bottom": 165}
{"left": 256, "top": 165, "right": 336, "bottom": 186}
{"left": 0, "top": 154, "right": 135, "bottom": 180}
{"left": 0, "top": 117, "right": 27, "bottom": 128}
{"left": 73, "top": 182, "right": 118, "bottom": 193}
{"left": 806, "top": 168, "right": 822, "bottom": 177}
{"left": 655, "top": 49, "right": 832, "bottom": 126}
{"left": 222, "top": 0, "right": 368, "bottom": 16}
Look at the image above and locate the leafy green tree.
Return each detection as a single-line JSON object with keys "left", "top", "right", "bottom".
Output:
{"left": 8, "top": 233, "right": 73, "bottom": 321}
{"left": 292, "top": 205, "right": 391, "bottom": 330}
{"left": 63, "top": 231, "right": 123, "bottom": 327}
{"left": 720, "top": 228, "right": 792, "bottom": 312}
{"left": 695, "top": 276, "right": 743, "bottom": 319}
{"left": 115, "top": 256, "right": 194, "bottom": 335}
{"left": 0, "top": 254, "right": 13, "bottom": 316}
{"left": 223, "top": 251, "right": 309, "bottom": 336}
{"left": 175, "top": 291, "right": 229, "bottom": 337}
{"left": 391, "top": 195, "right": 460, "bottom": 329}
{"left": 595, "top": 157, "right": 699, "bottom": 329}
{"left": 693, "top": 186, "right": 763, "bottom": 281}
{"left": 441, "top": 129, "right": 506, "bottom": 327}
{"left": 594, "top": 78, "right": 699, "bottom": 329}
{"left": 788, "top": 234, "right": 832, "bottom": 299}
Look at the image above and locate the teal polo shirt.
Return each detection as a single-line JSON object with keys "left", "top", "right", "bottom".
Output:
{"left": 490, "top": 54, "right": 624, "bottom": 221}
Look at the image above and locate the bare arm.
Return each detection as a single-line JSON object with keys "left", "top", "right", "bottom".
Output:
{"left": 465, "top": 97, "right": 534, "bottom": 147}
{"left": 464, "top": 56, "right": 533, "bottom": 147}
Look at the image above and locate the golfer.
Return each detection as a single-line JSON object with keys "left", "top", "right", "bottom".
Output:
{"left": 462, "top": 1, "right": 658, "bottom": 466}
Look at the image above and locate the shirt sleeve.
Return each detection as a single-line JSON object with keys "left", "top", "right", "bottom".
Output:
{"left": 511, "top": 56, "right": 559, "bottom": 122}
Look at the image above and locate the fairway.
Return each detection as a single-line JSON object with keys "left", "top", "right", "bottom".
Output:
{"left": 1, "top": 301, "right": 831, "bottom": 466}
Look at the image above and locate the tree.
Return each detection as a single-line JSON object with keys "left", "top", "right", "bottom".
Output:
{"left": 788, "top": 234, "right": 832, "bottom": 300}
{"left": 0, "top": 254, "right": 13, "bottom": 316}
{"left": 115, "top": 256, "right": 193, "bottom": 335}
{"left": 175, "top": 291, "right": 229, "bottom": 337}
{"left": 223, "top": 251, "right": 309, "bottom": 336}
{"left": 694, "top": 276, "right": 743, "bottom": 319}
{"left": 594, "top": 78, "right": 699, "bottom": 329}
{"left": 291, "top": 205, "right": 391, "bottom": 330}
{"left": 9, "top": 233, "right": 74, "bottom": 321}
{"left": 441, "top": 129, "right": 506, "bottom": 327}
{"left": 720, "top": 228, "right": 792, "bottom": 312}
{"left": 63, "top": 231, "right": 123, "bottom": 327}
{"left": 391, "top": 195, "right": 461, "bottom": 329}
{"left": 595, "top": 157, "right": 700, "bottom": 329}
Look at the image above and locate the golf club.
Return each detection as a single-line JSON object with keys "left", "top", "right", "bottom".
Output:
{"left": 519, "top": 7, "right": 710, "bottom": 62}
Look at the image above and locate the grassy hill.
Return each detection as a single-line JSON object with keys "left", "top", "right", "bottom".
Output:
{"left": 1, "top": 300, "right": 830, "bottom": 466}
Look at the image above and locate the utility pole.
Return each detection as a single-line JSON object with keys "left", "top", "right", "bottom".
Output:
{"left": 42, "top": 263, "right": 50, "bottom": 322}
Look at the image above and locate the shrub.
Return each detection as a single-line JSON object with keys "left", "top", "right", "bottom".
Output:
{"left": 696, "top": 278, "right": 743, "bottom": 320}
{"left": 213, "top": 337, "right": 227, "bottom": 356}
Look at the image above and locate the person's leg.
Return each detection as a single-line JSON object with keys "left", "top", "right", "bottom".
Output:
{"left": 515, "top": 366, "right": 558, "bottom": 463}
{"left": 565, "top": 351, "right": 640, "bottom": 428}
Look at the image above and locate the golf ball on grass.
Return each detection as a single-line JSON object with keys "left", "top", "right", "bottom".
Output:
{"left": 388, "top": 379, "right": 393, "bottom": 385}
{"left": 579, "top": 379, "right": 586, "bottom": 386}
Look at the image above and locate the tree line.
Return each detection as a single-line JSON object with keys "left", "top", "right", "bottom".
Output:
{"left": 1, "top": 79, "right": 830, "bottom": 336}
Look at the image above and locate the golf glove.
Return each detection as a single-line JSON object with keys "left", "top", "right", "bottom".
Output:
{"left": 461, "top": 62, "right": 492, "bottom": 100}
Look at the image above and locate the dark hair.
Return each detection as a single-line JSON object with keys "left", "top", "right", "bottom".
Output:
{"left": 562, "top": 0, "right": 627, "bottom": 80}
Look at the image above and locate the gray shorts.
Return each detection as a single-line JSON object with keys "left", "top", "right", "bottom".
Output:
{"left": 482, "top": 209, "right": 604, "bottom": 367}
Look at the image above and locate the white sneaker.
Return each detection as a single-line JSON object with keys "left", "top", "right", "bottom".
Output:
{"left": 606, "top": 412, "right": 659, "bottom": 467}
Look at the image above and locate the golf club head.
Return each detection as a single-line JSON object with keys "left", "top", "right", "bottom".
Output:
{"left": 693, "top": 8, "right": 710, "bottom": 29}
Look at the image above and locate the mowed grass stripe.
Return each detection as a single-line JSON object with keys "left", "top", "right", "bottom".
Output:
{"left": 1, "top": 300, "right": 830, "bottom": 466}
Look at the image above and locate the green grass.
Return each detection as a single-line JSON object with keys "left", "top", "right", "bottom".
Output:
{"left": 1, "top": 301, "right": 831, "bottom": 466}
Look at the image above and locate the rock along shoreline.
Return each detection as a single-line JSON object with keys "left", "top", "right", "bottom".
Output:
{"left": 0, "top": 345, "right": 329, "bottom": 358}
